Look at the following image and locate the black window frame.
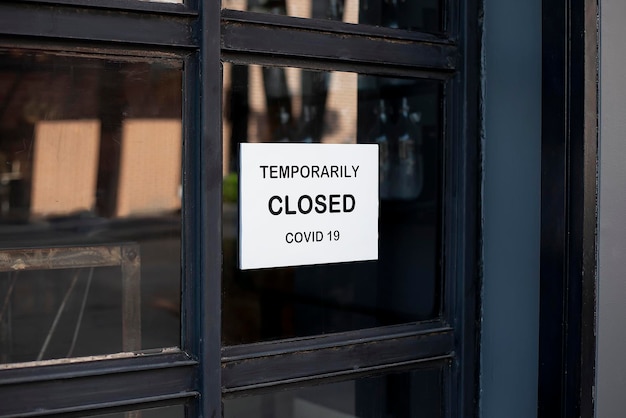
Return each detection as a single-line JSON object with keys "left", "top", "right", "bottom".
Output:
{"left": 0, "top": 0, "right": 482, "bottom": 417}
{"left": 218, "top": 4, "right": 481, "bottom": 417}
{"left": 538, "top": 0, "right": 598, "bottom": 417}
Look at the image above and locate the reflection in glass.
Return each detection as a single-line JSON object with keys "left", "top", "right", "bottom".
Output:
{"left": 0, "top": 50, "right": 182, "bottom": 364}
{"left": 222, "top": 64, "right": 441, "bottom": 345}
{"left": 222, "top": 0, "right": 442, "bottom": 33}
{"left": 224, "top": 367, "right": 443, "bottom": 418}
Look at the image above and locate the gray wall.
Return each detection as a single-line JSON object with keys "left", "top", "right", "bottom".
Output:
{"left": 596, "top": 1, "right": 626, "bottom": 416}
{"left": 481, "top": 0, "right": 542, "bottom": 416}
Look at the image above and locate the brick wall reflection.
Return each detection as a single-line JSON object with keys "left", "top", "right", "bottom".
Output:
{"left": 0, "top": 53, "right": 183, "bottom": 222}
{"left": 29, "top": 119, "right": 182, "bottom": 219}
{"left": 116, "top": 120, "right": 182, "bottom": 217}
{"left": 31, "top": 120, "right": 100, "bottom": 217}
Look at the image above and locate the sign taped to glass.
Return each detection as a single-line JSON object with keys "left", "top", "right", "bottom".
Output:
{"left": 239, "top": 143, "right": 379, "bottom": 270}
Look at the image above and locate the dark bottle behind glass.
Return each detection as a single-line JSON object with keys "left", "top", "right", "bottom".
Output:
{"left": 371, "top": 99, "right": 391, "bottom": 199}
{"left": 296, "top": 105, "right": 316, "bottom": 143}
{"left": 394, "top": 97, "right": 423, "bottom": 200}
{"left": 273, "top": 106, "right": 293, "bottom": 142}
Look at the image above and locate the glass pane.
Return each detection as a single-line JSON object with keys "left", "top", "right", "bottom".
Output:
{"left": 222, "top": 0, "right": 442, "bottom": 33}
{"left": 0, "top": 49, "right": 182, "bottom": 364}
{"left": 93, "top": 404, "right": 184, "bottom": 418}
{"left": 224, "top": 367, "right": 443, "bottom": 418}
{"left": 222, "top": 64, "right": 441, "bottom": 345}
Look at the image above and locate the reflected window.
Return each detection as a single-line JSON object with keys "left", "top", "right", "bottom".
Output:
{"left": 222, "top": 0, "right": 443, "bottom": 33}
{"left": 222, "top": 64, "right": 442, "bottom": 345}
{"left": 0, "top": 50, "right": 182, "bottom": 364}
{"left": 224, "top": 367, "right": 444, "bottom": 418}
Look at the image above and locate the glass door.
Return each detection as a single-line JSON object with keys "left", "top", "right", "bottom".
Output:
{"left": 217, "top": 0, "right": 480, "bottom": 416}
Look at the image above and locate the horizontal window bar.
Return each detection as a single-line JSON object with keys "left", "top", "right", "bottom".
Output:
{"left": 0, "top": 349, "right": 193, "bottom": 384}
{"left": 223, "top": 356, "right": 451, "bottom": 397}
{"left": 0, "top": 351, "right": 197, "bottom": 417}
{"left": 0, "top": 244, "right": 136, "bottom": 272}
{"left": 222, "top": 328, "right": 453, "bottom": 390}
{"left": 0, "top": 2, "right": 197, "bottom": 48}
{"left": 222, "top": 52, "right": 454, "bottom": 80}
{"left": 10, "top": 393, "right": 193, "bottom": 418}
{"left": 221, "top": 20, "right": 457, "bottom": 71}
{"left": 18, "top": 0, "right": 197, "bottom": 16}
{"left": 222, "top": 321, "right": 451, "bottom": 360}
{"left": 222, "top": 9, "right": 453, "bottom": 44}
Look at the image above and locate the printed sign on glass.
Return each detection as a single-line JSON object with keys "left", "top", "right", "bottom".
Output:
{"left": 239, "top": 143, "right": 379, "bottom": 270}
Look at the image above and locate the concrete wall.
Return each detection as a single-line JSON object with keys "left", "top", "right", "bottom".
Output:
{"left": 596, "top": 1, "right": 626, "bottom": 416}
{"left": 481, "top": 0, "right": 542, "bottom": 416}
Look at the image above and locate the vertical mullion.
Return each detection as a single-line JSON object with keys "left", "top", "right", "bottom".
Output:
{"left": 446, "top": 0, "right": 481, "bottom": 415}
{"left": 564, "top": 0, "right": 598, "bottom": 417}
{"left": 578, "top": 0, "right": 598, "bottom": 415}
{"left": 460, "top": 0, "right": 481, "bottom": 414}
{"left": 537, "top": 0, "right": 599, "bottom": 415}
{"left": 183, "top": 0, "right": 222, "bottom": 415}
{"left": 538, "top": 0, "right": 568, "bottom": 408}
{"left": 182, "top": 50, "right": 202, "bottom": 416}
{"left": 444, "top": 0, "right": 455, "bottom": 411}
{"left": 200, "top": 0, "right": 223, "bottom": 416}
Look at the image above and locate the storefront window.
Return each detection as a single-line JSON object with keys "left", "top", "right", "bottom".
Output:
{"left": 222, "top": 64, "right": 442, "bottom": 345}
{"left": 0, "top": 0, "right": 480, "bottom": 414}
{"left": 0, "top": 49, "right": 182, "bottom": 364}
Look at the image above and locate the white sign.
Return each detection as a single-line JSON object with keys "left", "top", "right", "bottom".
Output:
{"left": 239, "top": 143, "right": 379, "bottom": 270}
